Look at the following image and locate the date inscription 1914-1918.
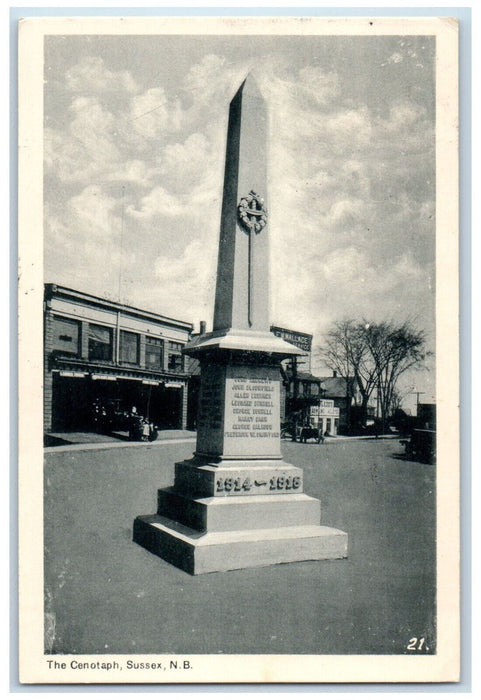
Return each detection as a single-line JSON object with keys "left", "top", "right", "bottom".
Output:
{"left": 216, "top": 475, "right": 302, "bottom": 493}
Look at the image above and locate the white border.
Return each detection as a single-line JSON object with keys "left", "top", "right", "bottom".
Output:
{"left": 18, "top": 15, "right": 460, "bottom": 684}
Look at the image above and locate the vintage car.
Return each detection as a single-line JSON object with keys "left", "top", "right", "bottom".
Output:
{"left": 91, "top": 399, "right": 158, "bottom": 442}
{"left": 294, "top": 424, "right": 325, "bottom": 444}
{"left": 401, "top": 428, "right": 436, "bottom": 464}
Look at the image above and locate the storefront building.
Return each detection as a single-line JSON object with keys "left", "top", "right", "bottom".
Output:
{"left": 44, "top": 284, "right": 193, "bottom": 434}
{"left": 309, "top": 399, "right": 340, "bottom": 436}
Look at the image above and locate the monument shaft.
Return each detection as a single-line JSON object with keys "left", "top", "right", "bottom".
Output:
{"left": 214, "top": 77, "right": 269, "bottom": 333}
{"left": 133, "top": 75, "right": 348, "bottom": 574}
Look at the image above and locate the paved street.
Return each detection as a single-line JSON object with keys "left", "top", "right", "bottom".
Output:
{"left": 44, "top": 438, "right": 435, "bottom": 656}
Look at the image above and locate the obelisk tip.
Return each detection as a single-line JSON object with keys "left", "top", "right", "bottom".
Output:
{"left": 232, "top": 72, "right": 264, "bottom": 103}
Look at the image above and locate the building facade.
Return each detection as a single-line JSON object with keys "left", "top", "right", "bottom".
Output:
{"left": 44, "top": 284, "right": 193, "bottom": 434}
{"left": 317, "top": 374, "right": 362, "bottom": 433}
{"left": 309, "top": 400, "right": 340, "bottom": 436}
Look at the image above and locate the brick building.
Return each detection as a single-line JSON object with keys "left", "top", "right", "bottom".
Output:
{"left": 44, "top": 284, "right": 193, "bottom": 434}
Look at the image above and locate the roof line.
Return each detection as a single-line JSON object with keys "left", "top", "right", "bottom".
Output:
{"left": 44, "top": 283, "right": 193, "bottom": 331}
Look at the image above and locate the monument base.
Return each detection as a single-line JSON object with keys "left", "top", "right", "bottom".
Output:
{"left": 133, "top": 455, "right": 348, "bottom": 575}
{"left": 133, "top": 514, "right": 348, "bottom": 575}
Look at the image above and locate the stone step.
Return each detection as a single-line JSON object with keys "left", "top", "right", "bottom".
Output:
{"left": 157, "top": 487, "right": 321, "bottom": 533}
{"left": 133, "top": 514, "right": 348, "bottom": 575}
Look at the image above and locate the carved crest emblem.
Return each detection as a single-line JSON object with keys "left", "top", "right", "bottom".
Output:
{"left": 238, "top": 191, "right": 268, "bottom": 233}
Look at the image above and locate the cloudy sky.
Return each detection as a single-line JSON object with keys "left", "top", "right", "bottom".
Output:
{"left": 44, "top": 33, "right": 436, "bottom": 405}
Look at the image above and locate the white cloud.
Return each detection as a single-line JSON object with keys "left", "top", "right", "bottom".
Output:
{"left": 130, "top": 87, "right": 183, "bottom": 139}
{"left": 65, "top": 56, "right": 138, "bottom": 94}
{"left": 298, "top": 66, "right": 341, "bottom": 106}
{"left": 69, "top": 96, "right": 121, "bottom": 162}
{"left": 105, "top": 159, "right": 159, "bottom": 187}
{"left": 68, "top": 185, "right": 121, "bottom": 236}
{"left": 126, "top": 186, "right": 185, "bottom": 219}
{"left": 153, "top": 237, "right": 217, "bottom": 322}
{"left": 158, "top": 132, "right": 213, "bottom": 192}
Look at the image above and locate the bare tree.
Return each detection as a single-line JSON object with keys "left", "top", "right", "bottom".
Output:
{"left": 319, "top": 319, "right": 430, "bottom": 430}
{"left": 364, "top": 321, "right": 430, "bottom": 430}
{"left": 320, "top": 320, "right": 378, "bottom": 427}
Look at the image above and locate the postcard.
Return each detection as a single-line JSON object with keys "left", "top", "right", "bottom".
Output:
{"left": 18, "top": 15, "right": 459, "bottom": 684}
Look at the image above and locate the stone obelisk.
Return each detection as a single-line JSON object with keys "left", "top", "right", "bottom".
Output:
{"left": 133, "top": 75, "right": 348, "bottom": 574}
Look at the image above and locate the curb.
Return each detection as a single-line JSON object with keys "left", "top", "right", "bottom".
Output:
{"left": 44, "top": 437, "right": 197, "bottom": 454}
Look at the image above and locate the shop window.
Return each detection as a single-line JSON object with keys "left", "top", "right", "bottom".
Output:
{"left": 168, "top": 341, "right": 184, "bottom": 372}
{"left": 52, "top": 316, "right": 79, "bottom": 356}
{"left": 88, "top": 324, "right": 112, "bottom": 362}
{"left": 120, "top": 330, "right": 139, "bottom": 364}
{"left": 146, "top": 337, "right": 164, "bottom": 370}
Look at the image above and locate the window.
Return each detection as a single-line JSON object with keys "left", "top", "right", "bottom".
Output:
{"left": 52, "top": 316, "right": 79, "bottom": 356}
{"left": 145, "top": 337, "right": 164, "bottom": 370}
{"left": 120, "top": 330, "right": 139, "bottom": 364}
{"left": 168, "top": 341, "right": 184, "bottom": 372}
{"left": 311, "top": 383, "right": 320, "bottom": 396}
{"left": 88, "top": 324, "right": 112, "bottom": 362}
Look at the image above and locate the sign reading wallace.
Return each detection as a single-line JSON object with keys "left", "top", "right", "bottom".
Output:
{"left": 133, "top": 75, "right": 348, "bottom": 574}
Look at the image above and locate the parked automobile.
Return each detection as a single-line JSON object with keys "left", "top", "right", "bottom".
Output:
{"left": 291, "top": 421, "right": 324, "bottom": 444}
{"left": 91, "top": 399, "right": 158, "bottom": 441}
{"left": 400, "top": 429, "right": 436, "bottom": 464}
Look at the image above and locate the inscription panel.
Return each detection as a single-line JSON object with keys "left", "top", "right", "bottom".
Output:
{"left": 223, "top": 367, "right": 281, "bottom": 457}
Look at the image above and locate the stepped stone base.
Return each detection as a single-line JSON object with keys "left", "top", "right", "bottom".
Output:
{"left": 133, "top": 454, "right": 348, "bottom": 575}
{"left": 133, "top": 514, "right": 348, "bottom": 575}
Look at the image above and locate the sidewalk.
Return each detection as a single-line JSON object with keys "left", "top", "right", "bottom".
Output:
{"left": 323, "top": 433, "right": 399, "bottom": 442}
{"left": 44, "top": 429, "right": 196, "bottom": 453}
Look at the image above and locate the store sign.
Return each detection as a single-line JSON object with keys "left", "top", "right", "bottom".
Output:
{"left": 270, "top": 326, "right": 312, "bottom": 352}
{"left": 165, "top": 382, "right": 183, "bottom": 388}
{"left": 91, "top": 374, "right": 117, "bottom": 381}
{"left": 319, "top": 406, "right": 340, "bottom": 417}
{"left": 310, "top": 401, "right": 339, "bottom": 417}
{"left": 59, "top": 371, "right": 87, "bottom": 378}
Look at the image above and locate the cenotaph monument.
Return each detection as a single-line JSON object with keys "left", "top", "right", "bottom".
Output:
{"left": 133, "top": 75, "right": 348, "bottom": 574}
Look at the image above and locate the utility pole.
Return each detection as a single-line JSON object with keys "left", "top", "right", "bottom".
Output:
{"left": 409, "top": 390, "right": 425, "bottom": 411}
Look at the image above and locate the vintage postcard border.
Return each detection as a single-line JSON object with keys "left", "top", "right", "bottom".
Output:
{"left": 18, "top": 15, "right": 459, "bottom": 684}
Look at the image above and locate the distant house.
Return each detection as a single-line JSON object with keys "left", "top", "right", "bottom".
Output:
{"left": 317, "top": 372, "right": 361, "bottom": 433}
